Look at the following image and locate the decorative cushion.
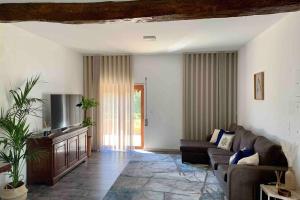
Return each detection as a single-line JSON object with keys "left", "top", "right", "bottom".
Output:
{"left": 237, "top": 153, "right": 259, "bottom": 166}
{"left": 217, "top": 134, "right": 235, "bottom": 150}
{"left": 215, "top": 129, "right": 225, "bottom": 145}
{"left": 229, "top": 148, "right": 254, "bottom": 164}
{"left": 229, "top": 152, "right": 238, "bottom": 164}
{"left": 210, "top": 129, "right": 221, "bottom": 143}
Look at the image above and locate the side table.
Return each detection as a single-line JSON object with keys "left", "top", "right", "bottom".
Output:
{"left": 260, "top": 184, "right": 300, "bottom": 200}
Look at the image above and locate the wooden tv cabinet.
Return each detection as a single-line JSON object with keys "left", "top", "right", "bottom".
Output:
{"left": 26, "top": 126, "right": 88, "bottom": 185}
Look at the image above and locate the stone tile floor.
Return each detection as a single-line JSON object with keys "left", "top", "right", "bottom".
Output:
{"left": 28, "top": 151, "right": 131, "bottom": 200}
{"left": 28, "top": 151, "right": 224, "bottom": 200}
{"left": 103, "top": 153, "right": 224, "bottom": 200}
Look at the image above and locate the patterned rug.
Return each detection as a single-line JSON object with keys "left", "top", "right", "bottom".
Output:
{"left": 103, "top": 153, "right": 224, "bottom": 200}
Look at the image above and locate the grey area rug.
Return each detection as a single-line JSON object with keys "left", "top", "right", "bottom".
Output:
{"left": 103, "top": 153, "right": 224, "bottom": 200}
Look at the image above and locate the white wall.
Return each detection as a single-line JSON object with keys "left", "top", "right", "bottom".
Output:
{"left": 0, "top": 24, "right": 83, "bottom": 186}
{"left": 133, "top": 55, "right": 183, "bottom": 150}
{"left": 238, "top": 11, "right": 300, "bottom": 186}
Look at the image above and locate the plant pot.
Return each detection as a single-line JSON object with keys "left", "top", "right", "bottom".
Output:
{"left": 87, "top": 135, "right": 92, "bottom": 157}
{"left": 0, "top": 182, "right": 28, "bottom": 200}
{"left": 285, "top": 167, "right": 296, "bottom": 190}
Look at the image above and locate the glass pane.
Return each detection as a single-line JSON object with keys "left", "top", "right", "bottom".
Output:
{"left": 133, "top": 89, "right": 142, "bottom": 147}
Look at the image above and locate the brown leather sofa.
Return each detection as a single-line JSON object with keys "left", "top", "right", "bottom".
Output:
{"left": 180, "top": 124, "right": 288, "bottom": 200}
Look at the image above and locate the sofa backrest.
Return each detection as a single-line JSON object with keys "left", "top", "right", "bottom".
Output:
{"left": 239, "top": 131, "right": 258, "bottom": 150}
{"left": 228, "top": 123, "right": 288, "bottom": 167}
{"left": 232, "top": 126, "right": 247, "bottom": 152}
{"left": 254, "top": 136, "right": 288, "bottom": 166}
{"left": 228, "top": 123, "right": 256, "bottom": 151}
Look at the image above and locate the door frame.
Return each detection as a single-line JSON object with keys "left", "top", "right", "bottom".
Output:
{"left": 134, "top": 84, "right": 144, "bottom": 149}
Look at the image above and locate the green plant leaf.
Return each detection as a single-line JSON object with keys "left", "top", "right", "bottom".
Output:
{"left": 77, "top": 97, "right": 98, "bottom": 127}
{"left": 0, "top": 75, "right": 44, "bottom": 188}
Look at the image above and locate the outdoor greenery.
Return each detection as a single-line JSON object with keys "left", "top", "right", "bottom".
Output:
{"left": 134, "top": 90, "right": 141, "bottom": 114}
{"left": 77, "top": 97, "right": 98, "bottom": 127}
{"left": 0, "top": 76, "right": 42, "bottom": 188}
{"left": 133, "top": 90, "right": 142, "bottom": 135}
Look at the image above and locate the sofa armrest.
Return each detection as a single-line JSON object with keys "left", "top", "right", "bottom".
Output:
{"left": 227, "top": 165, "right": 287, "bottom": 200}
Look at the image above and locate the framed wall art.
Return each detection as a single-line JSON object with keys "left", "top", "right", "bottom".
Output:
{"left": 254, "top": 72, "right": 264, "bottom": 100}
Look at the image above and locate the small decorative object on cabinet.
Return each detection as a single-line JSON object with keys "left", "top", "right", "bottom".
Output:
{"left": 275, "top": 170, "right": 283, "bottom": 189}
{"left": 76, "top": 97, "right": 98, "bottom": 157}
{"left": 278, "top": 188, "right": 292, "bottom": 197}
{"left": 285, "top": 167, "right": 297, "bottom": 190}
{"left": 281, "top": 140, "right": 298, "bottom": 190}
{"left": 254, "top": 72, "right": 264, "bottom": 100}
{"left": 27, "top": 127, "right": 88, "bottom": 185}
{"left": 0, "top": 76, "right": 41, "bottom": 200}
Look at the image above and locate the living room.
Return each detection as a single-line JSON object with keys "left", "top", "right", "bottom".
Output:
{"left": 0, "top": 1, "right": 299, "bottom": 200}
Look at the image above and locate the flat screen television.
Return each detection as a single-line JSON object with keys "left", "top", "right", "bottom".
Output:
{"left": 43, "top": 94, "right": 83, "bottom": 130}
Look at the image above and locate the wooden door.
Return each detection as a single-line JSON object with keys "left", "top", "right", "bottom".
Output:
{"left": 53, "top": 141, "right": 68, "bottom": 177}
{"left": 67, "top": 136, "right": 79, "bottom": 167}
{"left": 78, "top": 132, "right": 87, "bottom": 159}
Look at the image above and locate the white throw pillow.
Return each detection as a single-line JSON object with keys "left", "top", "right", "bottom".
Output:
{"left": 237, "top": 153, "right": 259, "bottom": 166}
{"left": 229, "top": 152, "right": 237, "bottom": 164}
{"left": 210, "top": 129, "right": 220, "bottom": 143}
{"left": 217, "top": 134, "right": 235, "bottom": 150}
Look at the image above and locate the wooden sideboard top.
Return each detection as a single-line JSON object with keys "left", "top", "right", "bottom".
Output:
{"left": 0, "top": 162, "right": 11, "bottom": 173}
{"left": 28, "top": 126, "right": 88, "bottom": 144}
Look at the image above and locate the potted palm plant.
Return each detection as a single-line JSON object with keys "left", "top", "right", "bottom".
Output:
{"left": 77, "top": 97, "right": 97, "bottom": 157}
{"left": 0, "top": 76, "right": 42, "bottom": 200}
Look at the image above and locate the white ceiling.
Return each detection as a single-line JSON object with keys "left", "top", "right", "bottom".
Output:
{"left": 13, "top": 13, "right": 288, "bottom": 54}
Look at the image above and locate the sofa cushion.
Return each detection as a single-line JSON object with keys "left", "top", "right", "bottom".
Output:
{"left": 180, "top": 140, "right": 216, "bottom": 153}
{"left": 217, "top": 164, "right": 229, "bottom": 182}
{"left": 254, "top": 136, "right": 288, "bottom": 166}
{"left": 207, "top": 148, "right": 234, "bottom": 157}
{"left": 239, "top": 131, "right": 257, "bottom": 150}
{"left": 214, "top": 164, "right": 229, "bottom": 197}
{"left": 209, "top": 154, "right": 231, "bottom": 170}
{"left": 181, "top": 151, "right": 210, "bottom": 164}
{"left": 232, "top": 126, "right": 247, "bottom": 152}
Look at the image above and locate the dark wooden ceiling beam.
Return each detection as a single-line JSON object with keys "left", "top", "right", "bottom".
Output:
{"left": 0, "top": 0, "right": 299, "bottom": 24}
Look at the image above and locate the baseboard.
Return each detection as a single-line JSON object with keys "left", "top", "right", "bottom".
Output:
{"left": 141, "top": 148, "right": 180, "bottom": 154}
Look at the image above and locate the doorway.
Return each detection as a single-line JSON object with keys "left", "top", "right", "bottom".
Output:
{"left": 133, "top": 84, "right": 144, "bottom": 149}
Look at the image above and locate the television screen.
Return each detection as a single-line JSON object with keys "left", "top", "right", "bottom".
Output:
{"left": 44, "top": 94, "right": 83, "bottom": 130}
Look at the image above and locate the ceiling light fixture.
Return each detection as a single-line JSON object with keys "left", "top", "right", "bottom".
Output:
{"left": 143, "top": 35, "right": 156, "bottom": 41}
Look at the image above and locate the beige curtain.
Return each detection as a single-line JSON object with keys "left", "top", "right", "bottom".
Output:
{"left": 183, "top": 52, "right": 237, "bottom": 140}
{"left": 83, "top": 55, "right": 133, "bottom": 151}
